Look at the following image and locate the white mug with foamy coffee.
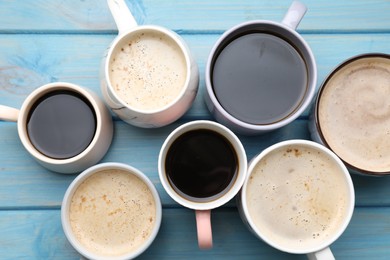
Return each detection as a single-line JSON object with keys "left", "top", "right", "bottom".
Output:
{"left": 309, "top": 53, "right": 390, "bottom": 176}
{"left": 101, "top": 0, "right": 199, "bottom": 128}
{"left": 238, "top": 140, "right": 355, "bottom": 259}
{"left": 61, "top": 162, "right": 162, "bottom": 259}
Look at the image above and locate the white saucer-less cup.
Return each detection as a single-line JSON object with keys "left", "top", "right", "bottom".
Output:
{"left": 0, "top": 82, "right": 113, "bottom": 174}
{"left": 238, "top": 140, "right": 355, "bottom": 259}
{"left": 158, "top": 120, "right": 247, "bottom": 249}
{"left": 100, "top": 0, "right": 199, "bottom": 128}
{"left": 61, "top": 162, "right": 162, "bottom": 260}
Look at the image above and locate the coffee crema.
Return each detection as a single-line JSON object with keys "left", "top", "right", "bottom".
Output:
{"left": 318, "top": 56, "right": 390, "bottom": 173}
{"left": 109, "top": 30, "right": 187, "bottom": 111}
{"left": 69, "top": 169, "right": 156, "bottom": 257}
{"left": 212, "top": 32, "right": 308, "bottom": 125}
{"left": 246, "top": 145, "right": 350, "bottom": 251}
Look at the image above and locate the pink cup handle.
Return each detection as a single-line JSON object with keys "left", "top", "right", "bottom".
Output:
{"left": 195, "top": 210, "right": 213, "bottom": 249}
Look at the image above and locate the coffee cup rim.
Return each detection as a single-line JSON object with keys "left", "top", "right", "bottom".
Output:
{"left": 241, "top": 139, "right": 355, "bottom": 254}
{"left": 205, "top": 19, "right": 317, "bottom": 132}
{"left": 17, "top": 82, "right": 106, "bottom": 166}
{"left": 61, "top": 162, "right": 162, "bottom": 260}
{"left": 313, "top": 52, "right": 390, "bottom": 176}
{"left": 158, "top": 120, "right": 247, "bottom": 210}
{"left": 104, "top": 25, "right": 193, "bottom": 115}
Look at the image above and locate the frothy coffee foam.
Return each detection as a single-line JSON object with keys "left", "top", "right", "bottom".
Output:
{"left": 318, "top": 57, "right": 390, "bottom": 172}
{"left": 109, "top": 30, "right": 187, "bottom": 111}
{"left": 69, "top": 169, "right": 156, "bottom": 257}
{"left": 246, "top": 145, "right": 350, "bottom": 251}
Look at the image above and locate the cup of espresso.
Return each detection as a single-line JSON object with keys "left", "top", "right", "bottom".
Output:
{"left": 0, "top": 82, "right": 113, "bottom": 174}
{"left": 61, "top": 162, "right": 162, "bottom": 260}
{"left": 100, "top": 0, "right": 199, "bottom": 128}
{"left": 204, "top": 1, "right": 316, "bottom": 135}
{"left": 158, "top": 120, "right": 247, "bottom": 249}
{"left": 238, "top": 140, "right": 355, "bottom": 259}
{"left": 309, "top": 53, "right": 390, "bottom": 176}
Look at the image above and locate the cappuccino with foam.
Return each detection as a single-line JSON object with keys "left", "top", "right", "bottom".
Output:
{"left": 108, "top": 30, "right": 187, "bottom": 111}
{"left": 245, "top": 143, "right": 351, "bottom": 251}
{"left": 317, "top": 55, "right": 390, "bottom": 174}
{"left": 69, "top": 169, "right": 157, "bottom": 257}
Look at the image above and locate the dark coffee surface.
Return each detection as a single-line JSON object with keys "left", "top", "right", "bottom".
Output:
{"left": 27, "top": 90, "right": 96, "bottom": 159}
{"left": 165, "top": 129, "right": 237, "bottom": 201}
{"left": 212, "top": 33, "right": 308, "bottom": 125}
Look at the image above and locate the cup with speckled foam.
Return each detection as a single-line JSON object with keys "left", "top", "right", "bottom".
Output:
{"left": 309, "top": 53, "right": 390, "bottom": 176}
{"left": 238, "top": 140, "right": 354, "bottom": 260}
{"left": 61, "top": 162, "right": 162, "bottom": 260}
{"left": 101, "top": 0, "right": 199, "bottom": 128}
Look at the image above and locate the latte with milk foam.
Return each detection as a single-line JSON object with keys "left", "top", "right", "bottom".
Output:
{"left": 318, "top": 56, "right": 390, "bottom": 173}
{"left": 109, "top": 30, "right": 187, "bottom": 111}
{"left": 69, "top": 169, "right": 156, "bottom": 257}
{"left": 245, "top": 144, "right": 350, "bottom": 251}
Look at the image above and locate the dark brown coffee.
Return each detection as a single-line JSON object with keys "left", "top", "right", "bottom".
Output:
{"left": 165, "top": 129, "right": 238, "bottom": 201}
{"left": 27, "top": 90, "right": 96, "bottom": 159}
{"left": 212, "top": 32, "right": 308, "bottom": 125}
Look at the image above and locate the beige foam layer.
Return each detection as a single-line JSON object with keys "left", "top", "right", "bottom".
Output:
{"left": 246, "top": 145, "right": 349, "bottom": 251}
{"left": 318, "top": 57, "right": 390, "bottom": 172}
{"left": 69, "top": 169, "right": 156, "bottom": 257}
{"left": 109, "top": 30, "right": 187, "bottom": 111}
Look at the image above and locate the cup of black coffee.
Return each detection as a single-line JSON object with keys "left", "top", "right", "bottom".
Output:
{"left": 0, "top": 82, "right": 113, "bottom": 173}
{"left": 158, "top": 120, "right": 247, "bottom": 249}
{"left": 204, "top": 1, "right": 317, "bottom": 135}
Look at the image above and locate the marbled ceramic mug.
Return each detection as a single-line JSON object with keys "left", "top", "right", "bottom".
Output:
{"left": 101, "top": 0, "right": 199, "bottom": 128}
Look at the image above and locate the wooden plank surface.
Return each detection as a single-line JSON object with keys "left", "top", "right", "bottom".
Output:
{"left": 0, "top": 0, "right": 389, "bottom": 259}
{"left": 0, "top": 0, "right": 389, "bottom": 32}
{"left": 1, "top": 207, "right": 390, "bottom": 259}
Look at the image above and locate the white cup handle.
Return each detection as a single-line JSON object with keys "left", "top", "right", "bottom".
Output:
{"left": 0, "top": 105, "right": 19, "bottom": 122}
{"left": 107, "top": 0, "right": 138, "bottom": 35}
{"left": 307, "top": 247, "right": 335, "bottom": 260}
{"left": 281, "top": 0, "right": 307, "bottom": 30}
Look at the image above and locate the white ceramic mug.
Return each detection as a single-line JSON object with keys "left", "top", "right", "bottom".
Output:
{"left": 61, "top": 162, "right": 162, "bottom": 260}
{"left": 238, "top": 140, "right": 355, "bottom": 259}
{"left": 0, "top": 82, "right": 113, "bottom": 174}
{"left": 205, "top": 1, "right": 316, "bottom": 135}
{"left": 100, "top": 0, "right": 199, "bottom": 128}
{"left": 309, "top": 53, "right": 390, "bottom": 176}
{"left": 158, "top": 120, "right": 247, "bottom": 249}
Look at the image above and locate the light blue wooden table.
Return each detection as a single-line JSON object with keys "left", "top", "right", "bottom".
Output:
{"left": 0, "top": 0, "right": 390, "bottom": 259}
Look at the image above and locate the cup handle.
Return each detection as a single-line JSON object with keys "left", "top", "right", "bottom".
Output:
{"left": 195, "top": 210, "right": 213, "bottom": 249}
{"left": 0, "top": 105, "right": 19, "bottom": 122}
{"left": 307, "top": 247, "right": 335, "bottom": 260}
{"left": 281, "top": 0, "right": 307, "bottom": 30}
{"left": 107, "top": 0, "right": 138, "bottom": 35}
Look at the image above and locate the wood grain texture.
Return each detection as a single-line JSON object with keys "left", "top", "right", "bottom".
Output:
{"left": 0, "top": 34, "right": 389, "bottom": 114}
{"left": 0, "top": 0, "right": 389, "bottom": 32}
{"left": 1, "top": 207, "right": 390, "bottom": 259}
{"left": 0, "top": 0, "right": 389, "bottom": 258}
